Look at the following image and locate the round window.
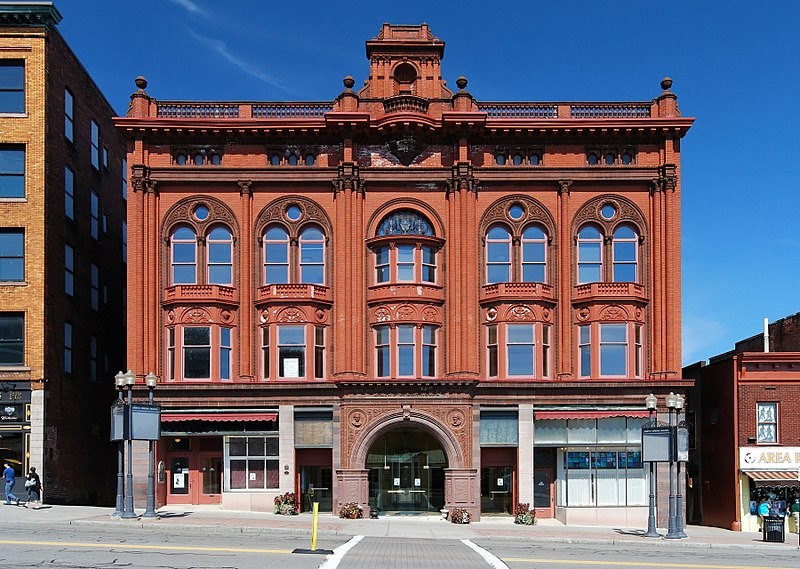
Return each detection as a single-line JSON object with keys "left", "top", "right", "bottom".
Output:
{"left": 600, "top": 204, "right": 617, "bottom": 220}
{"left": 194, "top": 205, "right": 209, "bottom": 221}
{"left": 509, "top": 203, "right": 525, "bottom": 220}
{"left": 286, "top": 205, "right": 302, "bottom": 221}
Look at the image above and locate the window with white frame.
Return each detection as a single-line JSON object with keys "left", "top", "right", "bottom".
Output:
{"left": 756, "top": 403, "right": 777, "bottom": 444}
{"left": 314, "top": 326, "right": 325, "bottom": 379}
{"left": 485, "top": 222, "right": 549, "bottom": 285}
{"left": 170, "top": 226, "right": 197, "bottom": 284}
{"left": 64, "top": 89, "right": 74, "bottom": 142}
{"left": 371, "top": 209, "right": 440, "bottom": 286}
{"left": 486, "top": 225, "right": 511, "bottom": 284}
{"left": 207, "top": 226, "right": 233, "bottom": 285}
{"left": 612, "top": 225, "right": 639, "bottom": 282}
{"left": 278, "top": 325, "right": 305, "bottom": 378}
{"left": 577, "top": 220, "right": 641, "bottom": 284}
{"left": 486, "top": 322, "right": 551, "bottom": 379}
{"left": 90, "top": 120, "right": 100, "bottom": 169}
{"left": 260, "top": 324, "right": 326, "bottom": 380}
{"left": 263, "top": 226, "right": 289, "bottom": 284}
{"left": 227, "top": 434, "right": 279, "bottom": 490}
{"left": 261, "top": 208, "right": 327, "bottom": 286}
{"left": 183, "top": 326, "right": 211, "bottom": 379}
{"left": 220, "top": 327, "right": 232, "bottom": 380}
{"left": 374, "top": 324, "right": 437, "bottom": 378}
{"left": 577, "top": 322, "right": 643, "bottom": 379}
{"left": 577, "top": 225, "right": 603, "bottom": 284}
{"left": 299, "top": 226, "right": 324, "bottom": 284}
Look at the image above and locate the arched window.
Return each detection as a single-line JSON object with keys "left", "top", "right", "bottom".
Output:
{"left": 170, "top": 226, "right": 197, "bottom": 284}
{"left": 486, "top": 225, "right": 511, "bottom": 284}
{"left": 521, "top": 224, "right": 547, "bottom": 283}
{"left": 371, "top": 210, "right": 440, "bottom": 285}
{"left": 207, "top": 226, "right": 233, "bottom": 285}
{"left": 577, "top": 225, "right": 603, "bottom": 284}
{"left": 612, "top": 225, "right": 638, "bottom": 282}
{"left": 299, "top": 226, "right": 325, "bottom": 284}
{"left": 264, "top": 226, "right": 290, "bottom": 284}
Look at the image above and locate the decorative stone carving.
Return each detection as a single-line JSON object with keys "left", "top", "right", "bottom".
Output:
{"left": 485, "top": 308, "right": 497, "bottom": 321}
{"left": 183, "top": 308, "right": 211, "bottom": 323}
{"left": 577, "top": 307, "right": 591, "bottom": 321}
{"left": 396, "top": 305, "right": 416, "bottom": 320}
{"left": 507, "top": 304, "right": 535, "bottom": 321}
{"left": 259, "top": 309, "right": 269, "bottom": 323}
{"left": 600, "top": 305, "right": 629, "bottom": 321}
{"left": 277, "top": 307, "right": 306, "bottom": 323}
{"left": 572, "top": 195, "right": 646, "bottom": 238}
{"left": 421, "top": 306, "right": 438, "bottom": 321}
{"left": 163, "top": 195, "right": 240, "bottom": 236}
{"left": 374, "top": 307, "right": 391, "bottom": 322}
{"left": 255, "top": 196, "right": 333, "bottom": 237}
{"left": 479, "top": 195, "right": 556, "bottom": 237}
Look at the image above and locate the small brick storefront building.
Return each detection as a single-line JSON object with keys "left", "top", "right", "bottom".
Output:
{"left": 117, "top": 24, "right": 693, "bottom": 524}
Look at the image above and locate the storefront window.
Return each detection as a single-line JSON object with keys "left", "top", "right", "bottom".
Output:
{"left": 226, "top": 435, "right": 279, "bottom": 490}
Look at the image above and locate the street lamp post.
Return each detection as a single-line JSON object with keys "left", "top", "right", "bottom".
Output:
{"left": 113, "top": 371, "right": 125, "bottom": 517}
{"left": 644, "top": 393, "right": 660, "bottom": 537}
{"left": 674, "top": 393, "right": 688, "bottom": 538}
{"left": 665, "top": 392, "right": 680, "bottom": 539}
{"left": 121, "top": 370, "right": 138, "bottom": 518}
{"left": 143, "top": 372, "right": 158, "bottom": 518}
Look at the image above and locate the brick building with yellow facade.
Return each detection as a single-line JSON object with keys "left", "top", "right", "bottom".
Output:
{"left": 0, "top": 2, "right": 126, "bottom": 503}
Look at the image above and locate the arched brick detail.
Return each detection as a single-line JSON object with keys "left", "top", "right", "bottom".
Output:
{"left": 349, "top": 409, "right": 466, "bottom": 469}
{"left": 571, "top": 194, "right": 646, "bottom": 238}
{"left": 479, "top": 194, "right": 556, "bottom": 239}
{"left": 367, "top": 198, "right": 445, "bottom": 238}
{"left": 254, "top": 195, "right": 333, "bottom": 239}
{"left": 162, "top": 195, "right": 240, "bottom": 239}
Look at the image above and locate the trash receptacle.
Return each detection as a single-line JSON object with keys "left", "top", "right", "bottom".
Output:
{"left": 763, "top": 515, "right": 785, "bottom": 543}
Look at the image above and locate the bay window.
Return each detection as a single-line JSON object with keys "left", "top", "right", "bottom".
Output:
{"left": 166, "top": 325, "right": 234, "bottom": 381}
{"left": 576, "top": 222, "right": 641, "bottom": 284}
{"left": 577, "top": 322, "right": 643, "bottom": 379}
{"left": 485, "top": 222, "right": 550, "bottom": 284}
{"left": 374, "top": 324, "right": 438, "bottom": 378}
{"left": 486, "top": 322, "right": 551, "bottom": 379}
{"left": 372, "top": 243, "right": 439, "bottom": 285}
{"left": 260, "top": 323, "right": 327, "bottom": 380}
{"left": 263, "top": 223, "right": 327, "bottom": 285}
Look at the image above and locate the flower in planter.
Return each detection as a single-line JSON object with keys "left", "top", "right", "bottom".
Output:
{"left": 338, "top": 501, "right": 363, "bottom": 519}
{"left": 273, "top": 492, "right": 298, "bottom": 515}
{"left": 513, "top": 503, "right": 536, "bottom": 525}
{"left": 449, "top": 507, "right": 471, "bottom": 524}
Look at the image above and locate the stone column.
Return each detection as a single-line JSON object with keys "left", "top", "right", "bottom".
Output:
{"left": 238, "top": 181, "right": 254, "bottom": 381}
{"left": 556, "top": 180, "right": 572, "bottom": 380}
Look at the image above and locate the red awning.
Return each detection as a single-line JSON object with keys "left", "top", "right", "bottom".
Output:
{"left": 746, "top": 470, "right": 800, "bottom": 487}
{"left": 535, "top": 410, "right": 650, "bottom": 420}
{"left": 161, "top": 412, "right": 277, "bottom": 423}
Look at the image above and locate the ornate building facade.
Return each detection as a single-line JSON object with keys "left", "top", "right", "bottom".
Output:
{"left": 118, "top": 24, "right": 693, "bottom": 524}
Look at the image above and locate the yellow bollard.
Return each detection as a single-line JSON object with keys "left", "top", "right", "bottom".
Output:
{"left": 311, "top": 501, "right": 319, "bottom": 551}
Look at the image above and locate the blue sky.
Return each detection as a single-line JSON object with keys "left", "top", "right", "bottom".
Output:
{"left": 57, "top": 0, "right": 798, "bottom": 365}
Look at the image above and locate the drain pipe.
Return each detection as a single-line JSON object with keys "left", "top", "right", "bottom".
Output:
{"left": 763, "top": 318, "right": 769, "bottom": 352}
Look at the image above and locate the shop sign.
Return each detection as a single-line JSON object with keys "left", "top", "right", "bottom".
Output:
{"left": 740, "top": 446, "right": 800, "bottom": 470}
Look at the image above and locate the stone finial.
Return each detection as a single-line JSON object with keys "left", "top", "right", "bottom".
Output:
{"left": 456, "top": 76, "right": 468, "bottom": 91}
{"left": 660, "top": 77, "right": 673, "bottom": 92}
{"left": 343, "top": 76, "right": 355, "bottom": 90}
{"left": 135, "top": 76, "right": 148, "bottom": 92}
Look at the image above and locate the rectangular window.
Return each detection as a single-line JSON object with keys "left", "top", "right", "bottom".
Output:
{"left": 121, "top": 158, "right": 128, "bottom": 200}
{"left": 579, "top": 325, "right": 591, "bottom": 378}
{"left": 756, "top": 403, "right": 778, "bottom": 444}
{"left": 261, "top": 327, "right": 269, "bottom": 379}
{"left": 278, "top": 325, "right": 305, "bottom": 378}
{"left": 64, "top": 244, "right": 74, "bottom": 296}
{"left": 299, "top": 232, "right": 324, "bottom": 285}
{"left": 314, "top": 326, "right": 325, "bottom": 379}
{"left": 542, "top": 324, "right": 551, "bottom": 378}
{"left": 102, "top": 146, "right": 109, "bottom": 171}
{"left": 487, "top": 325, "right": 498, "bottom": 377}
{"left": 376, "top": 325, "right": 389, "bottom": 377}
{"left": 375, "top": 246, "right": 389, "bottom": 283}
{"left": 64, "top": 88, "right": 74, "bottom": 141}
{"left": 90, "top": 191, "right": 99, "bottom": 239}
{"left": 0, "top": 145, "right": 25, "bottom": 198}
{"left": 167, "top": 328, "right": 175, "bottom": 380}
{"left": 89, "top": 335, "right": 97, "bottom": 382}
{"left": 480, "top": 411, "right": 519, "bottom": 445}
{"left": 102, "top": 212, "right": 108, "bottom": 235}
{"left": 507, "top": 324, "right": 534, "bottom": 376}
{"left": 397, "top": 324, "right": 414, "bottom": 376}
{"left": 422, "top": 325, "right": 436, "bottom": 377}
{"left": 122, "top": 221, "right": 127, "bottom": 263}
{"left": 0, "top": 60, "right": 24, "bottom": 113}
{"left": 0, "top": 229, "right": 23, "bottom": 281}
{"left": 90, "top": 263, "right": 99, "bottom": 310}
{"left": 64, "top": 166, "right": 74, "bottom": 219}
{"left": 64, "top": 321, "right": 73, "bottom": 374}
{"left": 227, "top": 435, "right": 279, "bottom": 490}
{"left": 397, "top": 245, "right": 414, "bottom": 281}
{"left": 0, "top": 313, "right": 23, "bottom": 365}
{"left": 422, "top": 245, "right": 436, "bottom": 283}
{"left": 90, "top": 120, "right": 100, "bottom": 169}
{"left": 183, "top": 327, "right": 210, "bottom": 379}
{"left": 600, "top": 323, "right": 627, "bottom": 376}
{"left": 634, "top": 325, "right": 643, "bottom": 378}
{"left": 220, "top": 327, "right": 231, "bottom": 380}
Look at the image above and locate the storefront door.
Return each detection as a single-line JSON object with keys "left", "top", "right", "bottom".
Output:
{"left": 198, "top": 453, "right": 222, "bottom": 504}
{"left": 165, "top": 438, "right": 223, "bottom": 505}
{"left": 534, "top": 468, "right": 554, "bottom": 518}
{"left": 481, "top": 466, "right": 513, "bottom": 514}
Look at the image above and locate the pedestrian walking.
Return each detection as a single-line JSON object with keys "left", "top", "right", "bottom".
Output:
{"left": 24, "top": 467, "right": 42, "bottom": 509}
{"left": 3, "top": 462, "right": 19, "bottom": 505}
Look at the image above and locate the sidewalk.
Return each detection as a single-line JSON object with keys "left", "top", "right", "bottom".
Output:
{"left": 0, "top": 503, "right": 796, "bottom": 550}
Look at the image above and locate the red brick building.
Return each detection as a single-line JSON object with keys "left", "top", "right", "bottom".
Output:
{"left": 684, "top": 314, "right": 800, "bottom": 531}
{"left": 117, "top": 24, "right": 693, "bottom": 524}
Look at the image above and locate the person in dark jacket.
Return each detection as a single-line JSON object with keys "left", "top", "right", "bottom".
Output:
{"left": 24, "top": 466, "right": 41, "bottom": 509}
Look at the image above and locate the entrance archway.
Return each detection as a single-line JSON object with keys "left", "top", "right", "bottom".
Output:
{"left": 366, "top": 427, "right": 447, "bottom": 514}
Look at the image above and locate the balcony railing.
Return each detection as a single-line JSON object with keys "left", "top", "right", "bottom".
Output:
{"left": 367, "top": 283, "right": 444, "bottom": 304}
{"left": 569, "top": 104, "right": 650, "bottom": 119}
{"left": 383, "top": 95, "right": 430, "bottom": 114}
{"left": 480, "top": 282, "right": 555, "bottom": 303}
{"left": 252, "top": 103, "right": 332, "bottom": 118}
{"left": 157, "top": 103, "right": 240, "bottom": 118}
{"left": 573, "top": 282, "right": 647, "bottom": 300}
{"left": 257, "top": 283, "right": 332, "bottom": 304}
{"left": 163, "top": 284, "right": 238, "bottom": 304}
{"left": 478, "top": 104, "right": 558, "bottom": 119}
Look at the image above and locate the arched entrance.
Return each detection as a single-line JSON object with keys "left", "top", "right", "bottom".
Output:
{"left": 366, "top": 427, "right": 447, "bottom": 514}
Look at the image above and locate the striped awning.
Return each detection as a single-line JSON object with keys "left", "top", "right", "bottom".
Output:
{"left": 161, "top": 412, "right": 277, "bottom": 423}
{"left": 746, "top": 470, "right": 800, "bottom": 487}
{"left": 535, "top": 410, "right": 650, "bottom": 420}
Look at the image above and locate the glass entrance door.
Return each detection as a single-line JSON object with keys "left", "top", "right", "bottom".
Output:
{"left": 366, "top": 428, "right": 446, "bottom": 514}
{"left": 533, "top": 468, "right": 554, "bottom": 518}
{"left": 301, "top": 465, "right": 332, "bottom": 513}
{"left": 199, "top": 453, "right": 222, "bottom": 504}
{"left": 481, "top": 466, "right": 513, "bottom": 514}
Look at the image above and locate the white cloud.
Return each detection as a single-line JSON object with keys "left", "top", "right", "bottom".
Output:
{"left": 168, "top": 0, "right": 209, "bottom": 17}
{"left": 185, "top": 29, "right": 284, "bottom": 90}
